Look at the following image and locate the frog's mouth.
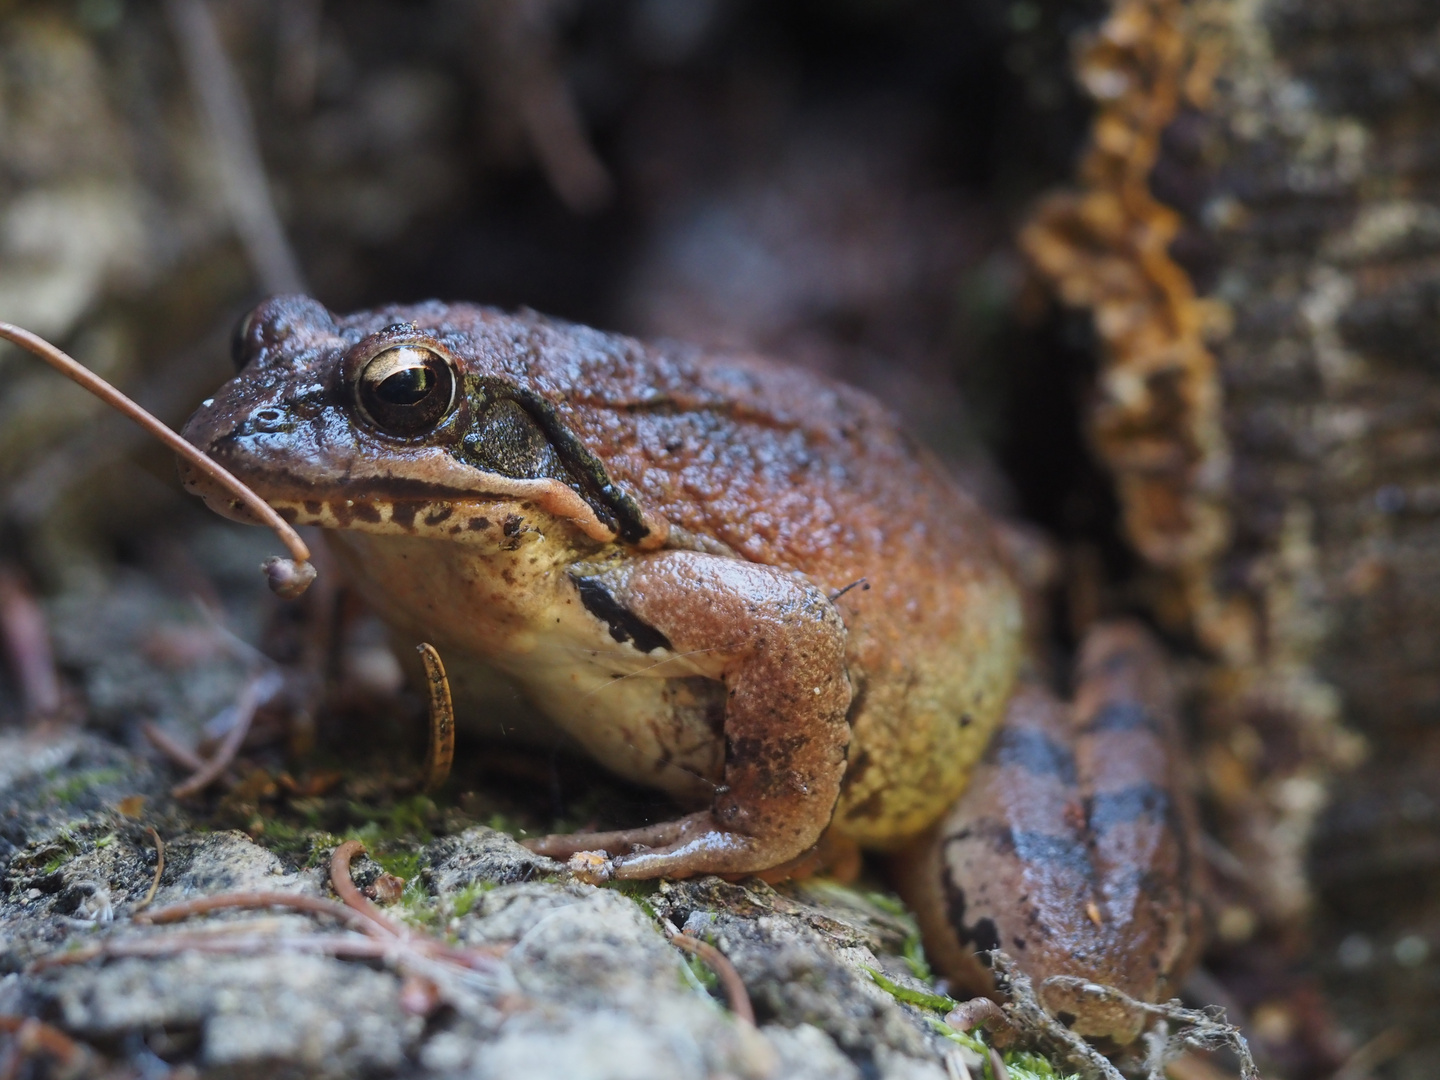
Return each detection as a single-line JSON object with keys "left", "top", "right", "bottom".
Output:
{"left": 178, "top": 394, "right": 629, "bottom": 545}
{"left": 175, "top": 455, "right": 274, "bottom": 528}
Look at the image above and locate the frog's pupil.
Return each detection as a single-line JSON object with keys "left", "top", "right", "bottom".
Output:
{"left": 377, "top": 366, "right": 434, "bottom": 405}
{"left": 356, "top": 344, "right": 456, "bottom": 436}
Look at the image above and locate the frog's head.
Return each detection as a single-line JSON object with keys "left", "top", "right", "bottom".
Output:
{"left": 180, "top": 295, "right": 656, "bottom": 549}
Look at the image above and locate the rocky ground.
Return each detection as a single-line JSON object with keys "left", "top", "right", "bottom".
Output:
{"left": 0, "top": 548, "right": 1021, "bottom": 1080}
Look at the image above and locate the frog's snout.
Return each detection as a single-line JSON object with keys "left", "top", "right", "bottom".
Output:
{"left": 175, "top": 456, "right": 271, "bottom": 527}
{"left": 178, "top": 395, "right": 271, "bottom": 527}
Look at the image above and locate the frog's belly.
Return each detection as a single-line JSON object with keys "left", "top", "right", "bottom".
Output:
{"left": 508, "top": 654, "right": 727, "bottom": 808}
{"left": 330, "top": 529, "right": 727, "bottom": 806}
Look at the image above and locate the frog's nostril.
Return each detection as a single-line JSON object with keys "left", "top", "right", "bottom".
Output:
{"left": 253, "top": 407, "right": 287, "bottom": 432}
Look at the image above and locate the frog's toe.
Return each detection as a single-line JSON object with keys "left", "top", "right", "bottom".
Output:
{"left": 522, "top": 818, "right": 691, "bottom": 860}
{"left": 566, "top": 850, "right": 615, "bottom": 884}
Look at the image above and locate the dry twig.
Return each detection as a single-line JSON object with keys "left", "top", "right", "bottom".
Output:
{"left": 418, "top": 643, "right": 456, "bottom": 793}
{"left": 164, "top": 0, "right": 306, "bottom": 293}
{"left": 1331, "top": 1027, "right": 1408, "bottom": 1080}
{"left": 329, "top": 840, "right": 411, "bottom": 939}
{"left": 0, "top": 566, "right": 61, "bottom": 721}
{"left": 1040, "top": 974, "right": 1259, "bottom": 1080}
{"left": 987, "top": 954, "right": 1127, "bottom": 1080}
{"left": 0, "top": 1015, "right": 90, "bottom": 1074}
{"left": 0, "top": 323, "right": 314, "bottom": 595}
{"left": 30, "top": 931, "right": 397, "bottom": 969}
{"left": 662, "top": 918, "right": 755, "bottom": 1025}
{"left": 469, "top": 0, "right": 612, "bottom": 213}
{"left": 141, "top": 720, "right": 211, "bottom": 775}
{"left": 171, "top": 669, "right": 282, "bottom": 798}
{"left": 136, "top": 889, "right": 388, "bottom": 938}
{"left": 132, "top": 828, "right": 166, "bottom": 913}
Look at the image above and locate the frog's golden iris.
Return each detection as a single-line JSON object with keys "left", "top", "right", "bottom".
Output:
{"left": 355, "top": 344, "right": 457, "bottom": 436}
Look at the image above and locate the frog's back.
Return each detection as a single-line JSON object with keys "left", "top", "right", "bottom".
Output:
{"left": 332, "top": 302, "right": 1023, "bottom": 847}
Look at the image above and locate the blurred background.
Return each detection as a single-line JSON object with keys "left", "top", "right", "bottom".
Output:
{"left": 0, "top": 1, "right": 1436, "bottom": 1077}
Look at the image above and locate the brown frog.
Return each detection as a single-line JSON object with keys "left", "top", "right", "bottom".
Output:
{"left": 181, "top": 295, "right": 1203, "bottom": 1043}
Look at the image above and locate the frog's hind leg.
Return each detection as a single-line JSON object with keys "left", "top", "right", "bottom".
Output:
{"left": 890, "top": 621, "right": 1204, "bottom": 1048}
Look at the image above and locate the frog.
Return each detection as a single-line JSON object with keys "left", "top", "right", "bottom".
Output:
{"left": 180, "top": 295, "right": 1203, "bottom": 1044}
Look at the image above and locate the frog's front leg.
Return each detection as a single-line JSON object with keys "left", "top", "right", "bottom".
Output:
{"left": 524, "top": 551, "right": 853, "bottom": 879}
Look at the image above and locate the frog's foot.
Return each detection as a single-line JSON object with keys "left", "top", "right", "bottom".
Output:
{"left": 540, "top": 550, "right": 853, "bottom": 880}
{"left": 530, "top": 819, "right": 862, "bottom": 885}
{"left": 527, "top": 811, "right": 762, "bottom": 881}
{"left": 524, "top": 818, "right": 695, "bottom": 861}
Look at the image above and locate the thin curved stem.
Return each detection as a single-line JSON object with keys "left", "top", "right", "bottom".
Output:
{"left": 330, "top": 840, "right": 410, "bottom": 940}
{"left": 666, "top": 928, "right": 754, "bottom": 1025}
{"left": 132, "top": 828, "right": 166, "bottom": 913}
{"left": 418, "top": 643, "right": 455, "bottom": 793}
{"left": 135, "top": 890, "right": 388, "bottom": 938}
{"left": 0, "top": 322, "right": 312, "bottom": 575}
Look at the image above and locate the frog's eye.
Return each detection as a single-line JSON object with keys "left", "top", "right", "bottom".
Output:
{"left": 355, "top": 345, "right": 457, "bottom": 436}
{"left": 230, "top": 310, "right": 256, "bottom": 372}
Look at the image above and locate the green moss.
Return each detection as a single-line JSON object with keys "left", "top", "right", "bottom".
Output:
{"left": 302, "top": 832, "right": 344, "bottom": 867}
{"left": 864, "top": 890, "right": 911, "bottom": 918}
{"left": 394, "top": 890, "right": 443, "bottom": 929}
{"left": 604, "top": 878, "right": 661, "bottom": 921}
{"left": 40, "top": 852, "right": 71, "bottom": 875}
{"left": 927, "top": 1019, "right": 1082, "bottom": 1080}
{"left": 869, "top": 970, "right": 1084, "bottom": 1080}
{"left": 386, "top": 795, "right": 437, "bottom": 838}
{"left": 1002, "top": 1050, "right": 1079, "bottom": 1079}
{"left": 865, "top": 966, "right": 958, "bottom": 1013}
{"left": 450, "top": 881, "right": 497, "bottom": 918}
{"left": 371, "top": 848, "right": 422, "bottom": 881}
{"left": 44, "top": 768, "right": 125, "bottom": 804}
{"left": 253, "top": 817, "right": 316, "bottom": 860}
{"left": 901, "top": 930, "right": 932, "bottom": 981}
{"left": 684, "top": 953, "right": 720, "bottom": 994}
{"left": 927, "top": 1015, "right": 988, "bottom": 1055}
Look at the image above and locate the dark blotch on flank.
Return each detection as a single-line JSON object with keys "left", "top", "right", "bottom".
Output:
{"left": 425, "top": 506, "right": 453, "bottom": 525}
{"left": 303, "top": 500, "right": 321, "bottom": 515}
{"left": 964, "top": 917, "right": 1000, "bottom": 955}
{"left": 942, "top": 857, "right": 1001, "bottom": 958}
{"left": 354, "top": 503, "right": 382, "bottom": 523}
{"left": 843, "top": 788, "right": 886, "bottom": 821}
{"left": 392, "top": 503, "right": 419, "bottom": 529}
{"left": 842, "top": 749, "right": 873, "bottom": 791}
{"left": 1086, "top": 701, "right": 1160, "bottom": 734}
{"left": 1088, "top": 783, "right": 1172, "bottom": 829}
{"left": 469, "top": 516, "right": 492, "bottom": 531}
{"left": 990, "top": 727, "right": 1078, "bottom": 784}
{"left": 572, "top": 575, "right": 672, "bottom": 654}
